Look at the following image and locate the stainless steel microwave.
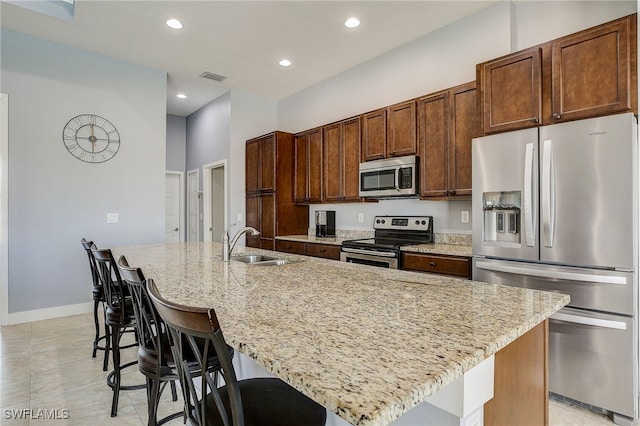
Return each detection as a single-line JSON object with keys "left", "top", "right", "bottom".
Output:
{"left": 359, "top": 155, "right": 418, "bottom": 198}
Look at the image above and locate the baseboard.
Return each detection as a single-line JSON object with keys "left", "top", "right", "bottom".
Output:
{"left": 4, "top": 302, "right": 93, "bottom": 326}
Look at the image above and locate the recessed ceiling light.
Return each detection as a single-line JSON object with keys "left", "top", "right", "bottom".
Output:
{"left": 344, "top": 17, "right": 360, "bottom": 28}
{"left": 166, "top": 19, "right": 183, "bottom": 30}
{"left": 176, "top": 93, "right": 187, "bottom": 99}
{"left": 279, "top": 59, "right": 292, "bottom": 67}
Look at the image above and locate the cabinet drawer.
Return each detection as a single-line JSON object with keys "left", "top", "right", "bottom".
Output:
{"left": 305, "top": 243, "right": 341, "bottom": 260}
{"left": 275, "top": 240, "right": 306, "bottom": 255}
{"left": 402, "top": 253, "right": 471, "bottom": 278}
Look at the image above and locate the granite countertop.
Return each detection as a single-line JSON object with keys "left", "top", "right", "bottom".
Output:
{"left": 401, "top": 243, "right": 472, "bottom": 257}
{"left": 115, "top": 242, "right": 568, "bottom": 426}
{"left": 275, "top": 234, "right": 345, "bottom": 245}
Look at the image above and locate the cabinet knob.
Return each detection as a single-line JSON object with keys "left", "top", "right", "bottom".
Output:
{"left": 449, "top": 190, "right": 456, "bottom": 195}
{"left": 532, "top": 117, "right": 539, "bottom": 123}
{"left": 553, "top": 113, "right": 561, "bottom": 120}
{"left": 320, "top": 249, "right": 325, "bottom": 253}
{"left": 429, "top": 261, "right": 436, "bottom": 267}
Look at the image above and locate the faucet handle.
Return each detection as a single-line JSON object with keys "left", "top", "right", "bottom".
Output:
{"left": 222, "top": 222, "right": 237, "bottom": 241}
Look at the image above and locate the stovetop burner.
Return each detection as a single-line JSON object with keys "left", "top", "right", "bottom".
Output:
{"left": 342, "top": 216, "right": 434, "bottom": 251}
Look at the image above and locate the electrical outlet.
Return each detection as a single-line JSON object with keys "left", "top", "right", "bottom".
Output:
{"left": 461, "top": 211, "right": 469, "bottom": 224}
{"left": 237, "top": 212, "right": 243, "bottom": 222}
{"left": 358, "top": 213, "right": 364, "bottom": 223}
{"left": 107, "top": 213, "right": 119, "bottom": 224}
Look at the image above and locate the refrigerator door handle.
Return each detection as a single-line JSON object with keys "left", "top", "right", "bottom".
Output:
{"left": 474, "top": 259, "right": 629, "bottom": 285}
{"left": 551, "top": 312, "right": 627, "bottom": 330}
{"left": 523, "top": 142, "right": 536, "bottom": 246}
{"left": 542, "top": 139, "right": 555, "bottom": 247}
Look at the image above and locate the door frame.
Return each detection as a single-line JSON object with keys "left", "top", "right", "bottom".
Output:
{"left": 202, "top": 160, "right": 228, "bottom": 242}
{"left": 187, "top": 168, "right": 200, "bottom": 242}
{"left": 165, "top": 171, "right": 185, "bottom": 243}
{"left": 1, "top": 94, "right": 8, "bottom": 326}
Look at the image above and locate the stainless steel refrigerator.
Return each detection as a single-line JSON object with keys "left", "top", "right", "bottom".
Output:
{"left": 472, "top": 113, "right": 638, "bottom": 424}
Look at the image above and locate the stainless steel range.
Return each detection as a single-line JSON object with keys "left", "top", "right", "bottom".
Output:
{"left": 341, "top": 216, "right": 433, "bottom": 269}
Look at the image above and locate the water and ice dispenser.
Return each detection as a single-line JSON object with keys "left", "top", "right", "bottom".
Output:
{"left": 482, "top": 191, "right": 521, "bottom": 244}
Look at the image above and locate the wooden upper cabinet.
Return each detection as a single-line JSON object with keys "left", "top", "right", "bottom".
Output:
{"left": 260, "top": 134, "right": 276, "bottom": 192}
{"left": 246, "top": 133, "right": 277, "bottom": 193}
{"left": 387, "top": 100, "right": 417, "bottom": 157}
{"left": 323, "top": 116, "right": 362, "bottom": 202}
{"left": 294, "top": 128, "right": 323, "bottom": 203}
{"left": 362, "top": 108, "right": 387, "bottom": 161}
{"left": 478, "top": 14, "right": 637, "bottom": 135}
{"left": 418, "top": 91, "right": 449, "bottom": 198}
{"left": 449, "top": 82, "right": 477, "bottom": 196}
{"left": 478, "top": 47, "right": 542, "bottom": 135}
{"left": 418, "top": 82, "right": 476, "bottom": 199}
{"left": 550, "top": 15, "right": 636, "bottom": 123}
{"left": 245, "top": 139, "right": 260, "bottom": 194}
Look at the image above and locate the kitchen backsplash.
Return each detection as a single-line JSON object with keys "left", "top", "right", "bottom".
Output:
{"left": 306, "top": 228, "right": 471, "bottom": 246}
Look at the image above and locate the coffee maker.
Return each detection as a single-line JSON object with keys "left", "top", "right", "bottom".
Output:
{"left": 315, "top": 210, "right": 336, "bottom": 238}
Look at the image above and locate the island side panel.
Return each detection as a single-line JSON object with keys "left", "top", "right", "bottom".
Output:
{"left": 484, "top": 319, "right": 549, "bottom": 426}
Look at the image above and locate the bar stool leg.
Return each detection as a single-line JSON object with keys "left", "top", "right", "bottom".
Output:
{"left": 92, "top": 300, "right": 100, "bottom": 358}
{"left": 110, "top": 325, "right": 121, "bottom": 417}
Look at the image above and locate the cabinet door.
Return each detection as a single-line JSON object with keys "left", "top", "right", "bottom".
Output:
{"left": 260, "top": 193, "right": 275, "bottom": 250}
{"left": 449, "top": 83, "right": 476, "bottom": 196}
{"left": 246, "top": 140, "right": 260, "bottom": 194}
{"left": 362, "top": 109, "right": 387, "bottom": 161}
{"left": 479, "top": 47, "right": 542, "bottom": 134}
{"left": 245, "top": 195, "right": 260, "bottom": 248}
{"left": 342, "top": 117, "right": 362, "bottom": 201}
{"left": 260, "top": 134, "right": 276, "bottom": 192}
{"left": 307, "top": 128, "right": 323, "bottom": 203}
{"left": 418, "top": 91, "right": 449, "bottom": 198}
{"left": 387, "top": 100, "right": 417, "bottom": 157}
{"left": 323, "top": 123, "right": 342, "bottom": 202}
{"left": 293, "top": 134, "right": 308, "bottom": 202}
{"left": 551, "top": 17, "right": 634, "bottom": 123}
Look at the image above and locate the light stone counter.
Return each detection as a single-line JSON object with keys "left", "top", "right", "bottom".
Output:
{"left": 115, "top": 241, "right": 568, "bottom": 426}
{"left": 401, "top": 243, "right": 472, "bottom": 257}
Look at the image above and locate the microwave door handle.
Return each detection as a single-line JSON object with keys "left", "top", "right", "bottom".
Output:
{"left": 395, "top": 167, "right": 401, "bottom": 191}
{"left": 523, "top": 142, "right": 536, "bottom": 246}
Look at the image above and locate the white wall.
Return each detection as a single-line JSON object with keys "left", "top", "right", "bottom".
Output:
{"left": 1, "top": 30, "right": 166, "bottom": 318}
{"left": 166, "top": 114, "right": 186, "bottom": 171}
{"left": 276, "top": 1, "right": 636, "bottom": 233}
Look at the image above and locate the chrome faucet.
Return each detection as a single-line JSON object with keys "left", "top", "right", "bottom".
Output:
{"left": 222, "top": 223, "right": 260, "bottom": 262}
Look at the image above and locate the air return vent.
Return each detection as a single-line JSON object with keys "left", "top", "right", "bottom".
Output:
{"left": 199, "top": 71, "right": 228, "bottom": 82}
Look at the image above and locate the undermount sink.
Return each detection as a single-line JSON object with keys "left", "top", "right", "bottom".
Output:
{"left": 231, "top": 254, "right": 292, "bottom": 266}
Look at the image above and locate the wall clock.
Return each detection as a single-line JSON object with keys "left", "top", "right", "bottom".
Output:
{"left": 62, "top": 114, "right": 120, "bottom": 163}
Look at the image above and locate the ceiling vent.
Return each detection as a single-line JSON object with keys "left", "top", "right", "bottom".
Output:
{"left": 199, "top": 71, "right": 228, "bottom": 82}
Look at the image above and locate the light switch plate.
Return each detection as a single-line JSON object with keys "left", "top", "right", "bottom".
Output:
{"left": 358, "top": 213, "right": 364, "bottom": 223}
{"left": 237, "top": 212, "right": 243, "bottom": 222}
{"left": 107, "top": 213, "right": 119, "bottom": 224}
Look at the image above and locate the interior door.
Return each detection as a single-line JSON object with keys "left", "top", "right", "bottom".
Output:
{"left": 165, "top": 174, "right": 180, "bottom": 243}
{"left": 539, "top": 113, "right": 636, "bottom": 269}
{"left": 187, "top": 170, "right": 199, "bottom": 242}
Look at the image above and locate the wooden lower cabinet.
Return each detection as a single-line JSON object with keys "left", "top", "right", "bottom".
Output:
{"left": 401, "top": 252, "right": 471, "bottom": 279}
{"left": 305, "top": 243, "right": 341, "bottom": 260}
{"left": 276, "top": 240, "right": 341, "bottom": 261}
{"left": 485, "top": 320, "right": 549, "bottom": 426}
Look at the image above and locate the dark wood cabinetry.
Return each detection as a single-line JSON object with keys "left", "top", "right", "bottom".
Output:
{"left": 245, "top": 132, "right": 308, "bottom": 250}
{"left": 276, "top": 239, "right": 342, "bottom": 261}
{"left": 294, "top": 128, "right": 323, "bottom": 203}
{"left": 402, "top": 252, "right": 471, "bottom": 279}
{"left": 387, "top": 100, "right": 417, "bottom": 158}
{"left": 478, "top": 14, "right": 636, "bottom": 135}
{"left": 418, "top": 82, "right": 476, "bottom": 199}
{"left": 362, "top": 101, "right": 417, "bottom": 161}
{"left": 362, "top": 108, "right": 387, "bottom": 161}
{"left": 550, "top": 16, "right": 636, "bottom": 123}
{"left": 323, "top": 116, "right": 362, "bottom": 202}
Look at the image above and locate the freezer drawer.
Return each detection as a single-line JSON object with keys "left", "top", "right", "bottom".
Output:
{"left": 549, "top": 307, "right": 635, "bottom": 418}
{"left": 473, "top": 258, "right": 634, "bottom": 315}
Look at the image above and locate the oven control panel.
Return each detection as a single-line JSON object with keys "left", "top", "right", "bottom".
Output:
{"left": 373, "top": 216, "right": 432, "bottom": 231}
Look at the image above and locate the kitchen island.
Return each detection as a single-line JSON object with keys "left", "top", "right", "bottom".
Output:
{"left": 115, "top": 242, "right": 568, "bottom": 426}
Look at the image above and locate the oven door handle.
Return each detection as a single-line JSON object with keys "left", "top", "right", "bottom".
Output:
{"left": 341, "top": 247, "right": 397, "bottom": 258}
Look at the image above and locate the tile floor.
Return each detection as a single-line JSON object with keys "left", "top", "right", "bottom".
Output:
{"left": 0, "top": 313, "right": 619, "bottom": 425}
